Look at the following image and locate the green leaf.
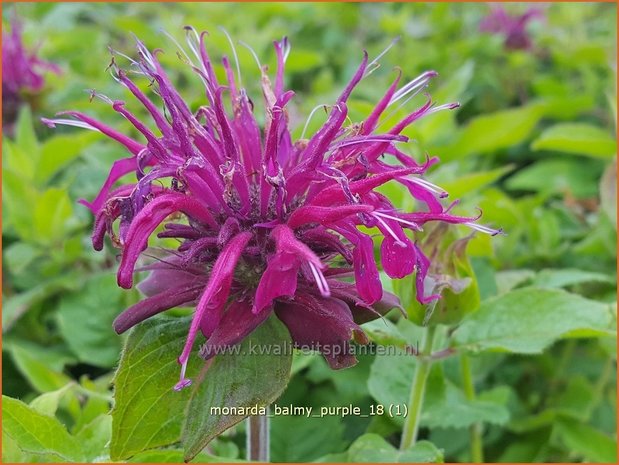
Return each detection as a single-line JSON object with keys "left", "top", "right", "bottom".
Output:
{"left": 360, "top": 318, "right": 409, "bottom": 349}
{"left": 2, "top": 395, "right": 85, "bottom": 462}
{"left": 2, "top": 272, "right": 82, "bottom": 331}
{"left": 347, "top": 434, "right": 444, "bottom": 463}
{"left": 449, "top": 104, "right": 543, "bottom": 157}
{"left": 33, "top": 187, "right": 75, "bottom": 243}
{"left": 29, "top": 383, "right": 74, "bottom": 417}
{"left": 14, "top": 107, "right": 40, "bottom": 166}
{"left": 452, "top": 288, "right": 614, "bottom": 354}
{"left": 506, "top": 158, "right": 603, "bottom": 198}
{"left": 422, "top": 366, "right": 510, "bottom": 429}
{"left": 532, "top": 123, "right": 617, "bottom": 159}
{"left": 285, "top": 49, "right": 323, "bottom": 72}
{"left": 271, "top": 415, "right": 346, "bottom": 462}
{"left": 495, "top": 269, "right": 535, "bottom": 294}
{"left": 128, "top": 449, "right": 244, "bottom": 463}
{"left": 36, "top": 132, "right": 98, "bottom": 185}
{"left": 57, "top": 273, "right": 125, "bottom": 367}
{"left": 8, "top": 343, "right": 74, "bottom": 393}
{"left": 531, "top": 268, "right": 615, "bottom": 289}
{"left": 368, "top": 350, "right": 417, "bottom": 426}
{"left": 553, "top": 416, "right": 617, "bottom": 463}
{"left": 110, "top": 316, "right": 202, "bottom": 460}
{"left": 439, "top": 165, "right": 514, "bottom": 199}
{"left": 76, "top": 415, "right": 113, "bottom": 462}
{"left": 182, "top": 316, "right": 293, "bottom": 461}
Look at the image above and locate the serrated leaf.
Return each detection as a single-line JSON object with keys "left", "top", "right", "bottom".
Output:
{"left": 532, "top": 123, "right": 617, "bottom": 159}
{"left": 422, "top": 365, "right": 510, "bottom": 429}
{"left": 182, "top": 316, "right": 292, "bottom": 461}
{"left": 8, "top": 343, "right": 74, "bottom": 393}
{"left": 29, "top": 383, "right": 74, "bottom": 417}
{"left": 36, "top": 132, "right": 98, "bottom": 185}
{"left": 452, "top": 288, "right": 614, "bottom": 354}
{"left": 76, "top": 415, "right": 113, "bottom": 461}
{"left": 127, "top": 449, "right": 244, "bottom": 463}
{"left": 2, "top": 272, "right": 82, "bottom": 331}
{"left": 347, "top": 434, "right": 443, "bottom": 463}
{"left": 33, "top": 187, "right": 74, "bottom": 243}
{"left": 531, "top": 268, "right": 615, "bottom": 289}
{"left": 368, "top": 350, "right": 417, "bottom": 426}
{"left": 450, "top": 104, "right": 543, "bottom": 157}
{"left": 553, "top": 416, "right": 617, "bottom": 463}
{"left": 506, "top": 158, "right": 602, "bottom": 198}
{"left": 271, "top": 415, "right": 346, "bottom": 462}
{"left": 440, "top": 165, "right": 514, "bottom": 199}
{"left": 111, "top": 316, "right": 202, "bottom": 460}
{"left": 2, "top": 395, "right": 85, "bottom": 462}
{"left": 57, "top": 273, "right": 125, "bottom": 367}
{"left": 14, "top": 107, "right": 40, "bottom": 169}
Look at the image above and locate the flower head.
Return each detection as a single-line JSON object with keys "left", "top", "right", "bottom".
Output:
{"left": 2, "top": 14, "right": 61, "bottom": 127}
{"left": 479, "top": 5, "right": 543, "bottom": 50}
{"left": 44, "top": 28, "right": 499, "bottom": 390}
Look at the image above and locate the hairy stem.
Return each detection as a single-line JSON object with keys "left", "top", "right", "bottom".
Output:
{"left": 246, "top": 411, "right": 270, "bottom": 462}
{"left": 400, "top": 325, "right": 437, "bottom": 450}
{"left": 460, "top": 353, "right": 484, "bottom": 463}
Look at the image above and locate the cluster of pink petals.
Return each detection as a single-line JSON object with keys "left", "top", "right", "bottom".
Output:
{"left": 44, "top": 29, "right": 499, "bottom": 390}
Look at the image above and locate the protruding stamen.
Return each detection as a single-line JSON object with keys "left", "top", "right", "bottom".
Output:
{"left": 406, "top": 176, "right": 449, "bottom": 198}
{"left": 373, "top": 210, "right": 423, "bottom": 231}
{"left": 41, "top": 118, "right": 99, "bottom": 131}
{"left": 219, "top": 26, "right": 242, "bottom": 88}
{"left": 371, "top": 213, "right": 407, "bottom": 246}
{"left": 464, "top": 222, "right": 504, "bottom": 236}
{"left": 173, "top": 358, "right": 192, "bottom": 391}
{"left": 428, "top": 102, "right": 460, "bottom": 114}
{"left": 238, "top": 40, "right": 263, "bottom": 73}
{"left": 363, "top": 37, "right": 400, "bottom": 78}
{"left": 301, "top": 104, "right": 329, "bottom": 139}
{"left": 309, "top": 262, "right": 331, "bottom": 298}
{"left": 390, "top": 70, "right": 438, "bottom": 105}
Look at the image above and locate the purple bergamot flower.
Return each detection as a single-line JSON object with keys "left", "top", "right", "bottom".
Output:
{"left": 43, "top": 28, "right": 500, "bottom": 391}
{"left": 479, "top": 5, "right": 543, "bottom": 50}
{"left": 2, "top": 13, "right": 61, "bottom": 128}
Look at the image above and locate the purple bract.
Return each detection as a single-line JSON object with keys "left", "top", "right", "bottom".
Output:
{"left": 44, "top": 28, "right": 499, "bottom": 390}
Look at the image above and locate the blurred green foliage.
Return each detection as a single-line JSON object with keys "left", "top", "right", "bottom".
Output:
{"left": 2, "top": 2, "right": 617, "bottom": 463}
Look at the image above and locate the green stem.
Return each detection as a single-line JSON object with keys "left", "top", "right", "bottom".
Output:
{"left": 460, "top": 353, "right": 484, "bottom": 463}
{"left": 400, "top": 325, "right": 437, "bottom": 450}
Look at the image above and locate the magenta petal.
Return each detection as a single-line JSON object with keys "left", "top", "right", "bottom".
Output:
{"left": 275, "top": 294, "right": 368, "bottom": 369}
{"left": 381, "top": 235, "right": 415, "bottom": 279}
{"left": 287, "top": 204, "right": 373, "bottom": 229}
{"left": 335, "top": 226, "right": 383, "bottom": 304}
{"left": 55, "top": 111, "right": 145, "bottom": 155}
{"left": 271, "top": 224, "right": 323, "bottom": 267}
{"left": 113, "top": 285, "right": 202, "bottom": 334}
{"left": 177, "top": 231, "right": 252, "bottom": 367}
{"left": 253, "top": 252, "right": 301, "bottom": 314}
{"left": 138, "top": 266, "right": 204, "bottom": 297}
{"left": 200, "top": 299, "right": 271, "bottom": 360}
{"left": 118, "top": 193, "right": 218, "bottom": 289}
